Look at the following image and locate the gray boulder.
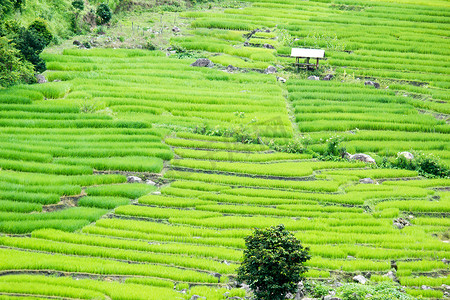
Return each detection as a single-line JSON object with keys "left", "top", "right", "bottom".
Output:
{"left": 359, "top": 178, "right": 376, "bottom": 184}
{"left": 264, "top": 65, "right": 277, "bottom": 74}
{"left": 35, "top": 74, "right": 47, "bottom": 84}
{"left": 349, "top": 153, "right": 376, "bottom": 164}
{"left": 227, "top": 65, "right": 238, "bottom": 72}
{"left": 277, "top": 76, "right": 287, "bottom": 83}
{"left": 172, "top": 26, "right": 180, "bottom": 33}
{"left": 398, "top": 151, "right": 414, "bottom": 160}
{"left": 263, "top": 43, "right": 275, "bottom": 49}
{"left": 393, "top": 222, "right": 404, "bottom": 229}
{"left": 365, "top": 81, "right": 380, "bottom": 88}
{"left": 307, "top": 75, "right": 319, "bottom": 80}
{"left": 145, "top": 179, "right": 156, "bottom": 185}
{"left": 353, "top": 275, "right": 368, "bottom": 284}
{"left": 384, "top": 271, "right": 396, "bottom": 280}
{"left": 191, "top": 58, "right": 213, "bottom": 67}
{"left": 127, "top": 176, "right": 142, "bottom": 183}
{"left": 323, "top": 74, "right": 334, "bottom": 81}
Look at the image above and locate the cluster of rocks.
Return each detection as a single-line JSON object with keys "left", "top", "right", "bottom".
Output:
{"left": 364, "top": 80, "right": 380, "bottom": 88}
{"left": 126, "top": 176, "right": 156, "bottom": 185}
{"left": 307, "top": 74, "right": 333, "bottom": 81}
{"left": 393, "top": 217, "right": 411, "bottom": 229}
{"left": 191, "top": 58, "right": 214, "bottom": 68}
{"left": 359, "top": 178, "right": 378, "bottom": 184}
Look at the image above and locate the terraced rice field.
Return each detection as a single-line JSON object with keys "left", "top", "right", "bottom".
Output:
{"left": 0, "top": 0, "right": 449, "bottom": 299}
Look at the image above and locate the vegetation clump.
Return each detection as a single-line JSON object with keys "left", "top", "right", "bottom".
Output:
{"left": 237, "top": 224, "right": 310, "bottom": 300}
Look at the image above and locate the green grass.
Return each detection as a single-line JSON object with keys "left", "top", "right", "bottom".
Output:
{"left": 86, "top": 184, "right": 157, "bottom": 199}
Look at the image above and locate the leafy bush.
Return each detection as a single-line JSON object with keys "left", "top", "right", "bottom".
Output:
{"left": 237, "top": 224, "right": 310, "bottom": 300}
{"left": 0, "top": 36, "right": 35, "bottom": 87}
{"left": 391, "top": 151, "right": 449, "bottom": 178}
{"left": 2, "top": 18, "right": 53, "bottom": 73}
{"left": 96, "top": 4, "right": 112, "bottom": 25}
{"left": 338, "top": 282, "right": 415, "bottom": 300}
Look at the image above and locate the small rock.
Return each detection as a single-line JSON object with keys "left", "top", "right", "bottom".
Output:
{"left": 366, "top": 294, "right": 373, "bottom": 298}
{"left": 277, "top": 76, "right": 287, "bottom": 83}
{"left": 152, "top": 191, "right": 161, "bottom": 195}
{"left": 442, "top": 284, "right": 450, "bottom": 290}
{"left": 442, "top": 258, "right": 450, "bottom": 264}
{"left": 265, "top": 29, "right": 271, "bottom": 33}
{"left": 393, "top": 222, "right": 404, "bottom": 229}
{"left": 263, "top": 43, "right": 275, "bottom": 49}
{"left": 191, "top": 58, "right": 213, "bottom": 67}
{"left": 145, "top": 179, "right": 156, "bottom": 185}
{"left": 349, "top": 153, "right": 376, "bottom": 164}
{"left": 307, "top": 75, "right": 320, "bottom": 80}
{"left": 359, "top": 178, "right": 376, "bottom": 184}
{"left": 189, "top": 295, "right": 205, "bottom": 300}
{"left": 353, "top": 275, "right": 368, "bottom": 284}
{"left": 73, "top": 40, "right": 81, "bottom": 46}
{"left": 323, "top": 74, "right": 334, "bottom": 81}
{"left": 391, "top": 260, "right": 398, "bottom": 270}
{"left": 347, "top": 255, "right": 356, "bottom": 260}
{"left": 53, "top": 79, "right": 61, "bottom": 82}
{"left": 384, "top": 271, "right": 396, "bottom": 280}
{"left": 364, "top": 81, "right": 380, "bottom": 88}
{"left": 228, "top": 297, "right": 243, "bottom": 300}
{"left": 421, "top": 285, "right": 431, "bottom": 290}
{"left": 172, "top": 26, "right": 180, "bottom": 33}
{"left": 398, "top": 151, "right": 414, "bottom": 160}
{"left": 394, "top": 217, "right": 411, "bottom": 228}
{"left": 264, "top": 65, "right": 277, "bottom": 74}
{"left": 127, "top": 176, "right": 142, "bottom": 183}
{"left": 223, "top": 260, "right": 230, "bottom": 265}
{"left": 226, "top": 65, "right": 238, "bottom": 72}
{"left": 35, "top": 74, "right": 47, "bottom": 84}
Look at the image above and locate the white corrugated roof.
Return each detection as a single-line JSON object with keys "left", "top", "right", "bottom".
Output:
{"left": 291, "top": 48, "right": 325, "bottom": 58}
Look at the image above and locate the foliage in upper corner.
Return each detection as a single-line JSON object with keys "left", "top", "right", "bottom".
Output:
{"left": 1, "top": 18, "right": 53, "bottom": 74}
{"left": 237, "top": 224, "right": 310, "bottom": 300}
{"left": 0, "top": 36, "right": 35, "bottom": 87}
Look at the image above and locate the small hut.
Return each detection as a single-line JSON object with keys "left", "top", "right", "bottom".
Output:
{"left": 291, "top": 48, "right": 325, "bottom": 71}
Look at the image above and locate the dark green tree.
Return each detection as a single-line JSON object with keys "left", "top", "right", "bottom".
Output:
{"left": 96, "top": 3, "right": 111, "bottom": 25}
{"left": 237, "top": 224, "right": 310, "bottom": 300}
{"left": 0, "top": 36, "right": 35, "bottom": 87}
{"left": 12, "top": 19, "right": 52, "bottom": 73}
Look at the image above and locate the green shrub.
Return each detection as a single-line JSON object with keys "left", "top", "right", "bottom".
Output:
{"left": 96, "top": 4, "right": 112, "bottom": 25}
{"left": 237, "top": 224, "right": 310, "bottom": 300}
{"left": 0, "top": 37, "right": 35, "bottom": 87}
